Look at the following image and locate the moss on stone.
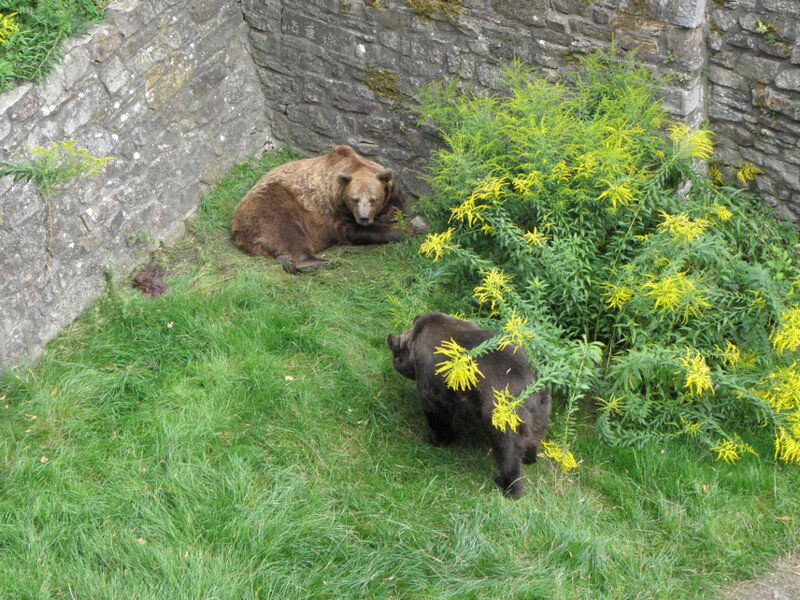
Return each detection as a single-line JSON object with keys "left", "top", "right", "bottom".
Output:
{"left": 364, "top": 68, "right": 402, "bottom": 101}
{"left": 406, "top": 0, "right": 461, "bottom": 21}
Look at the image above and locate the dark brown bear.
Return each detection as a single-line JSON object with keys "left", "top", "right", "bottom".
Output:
{"left": 386, "top": 312, "right": 551, "bottom": 499}
{"left": 232, "top": 145, "right": 406, "bottom": 273}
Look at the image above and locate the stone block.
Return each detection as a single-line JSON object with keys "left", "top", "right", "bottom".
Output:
{"left": 650, "top": 0, "right": 706, "bottom": 29}
{"left": 491, "top": 0, "right": 549, "bottom": 26}
{"left": 708, "top": 65, "right": 747, "bottom": 90}
{"left": 734, "top": 54, "right": 782, "bottom": 83}
{"left": 775, "top": 68, "right": 800, "bottom": 92}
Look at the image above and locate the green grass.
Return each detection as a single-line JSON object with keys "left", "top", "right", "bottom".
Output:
{"left": 1, "top": 149, "right": 798, "bottom": 599}
{"left": 0, "top": 0, "right": 107, "bottom": 92}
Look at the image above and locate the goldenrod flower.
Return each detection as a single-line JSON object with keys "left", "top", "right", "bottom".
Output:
{"left": 677, "top": 347, "right": 714, "bottom": 396}
{"left": 597, "top": 178, "right": 634, "bottom": 209}
{"left": 748, "top": 290, "right": 766, "bottom": 311}
{"left": 419, "top": 228, "right": 455, "bottom": 262}
{"left": 574, "top": 152, "right": 598, "bottom": 179}
{"left": 762, "top": 362, "right": 800, "bottom": 413}
{"left": 512, "top": 171, "right": 543, "bottom": 195}
{"left": 474, "top": 268, "right": 511, "bottom": 314}
{"left": 711, "top": 203, "right": 733, "bottom": 222}
{"left": 657, "top": 211, "right": 710, "bottom": 242}
{"left": 678, "top": 416, "right": 703, "bottom": 437}
{"left": 718, "top": 339, "right": 742, "bottom": 368}
{"left": 771, "top": 305, "right": 800, "bottom": 354}
{"left": 497, "top": 313, "right": 533, "bottom": 352}
{"left": 542, "top": 441, "right": 578, "bottom": 473}
{"left": 551, "top": 160, "right": 571, "bottom": 183}
{"left": 669, "top": 123, "right": 714, "bottom": 160}
{"left": 596, "top": 394, "right": 625, "bottom": 417}
{"left": 470, "top": 176, "right": 507, "bottom": 201}
{"left": 450, "top": 196, "right": 487, "bottom": 227}
{"left": 709, "top": 164, "right": 724, "bottom": 185}
{"left": 601, "top": 282, "right": 633, "bottom": 311}
{"left": 634, "top": 234, "right": 650, "bottom": 242}
{"left": 0, "top": 12, "right": 17, "bottom": 45}
{"left": 711, "top": 440, "right": 741, "bottom": 463}
{"left": 736, "top": 162, "right": 763, "bottom": 184}
{"left": 524, "top": 227, "right": 550, "bottom": 247}
{"left": 710, "top": 439, "right": 755, "bottom": 463}
{"left": 434, "top": 338, "right": 484, "bottom": 391}
{"left": 491, "top": 386, "right": 524, "bottom": 433}
{"left": 774, "top": 427, "right": 800, "bottom": 464}
{"left": 641, "top": 271, "right": 711, "bottom": 323}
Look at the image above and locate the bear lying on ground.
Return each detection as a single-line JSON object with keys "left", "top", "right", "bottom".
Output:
{"left": 232, "top": 145, "right": 407, "bottom": 273}
{"left": 386, "top": 312, "right": 552, "bottom": 499}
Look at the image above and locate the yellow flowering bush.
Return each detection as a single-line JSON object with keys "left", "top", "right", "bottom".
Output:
{"left": 411, "top": 46, "right": 800, "bottom": 469}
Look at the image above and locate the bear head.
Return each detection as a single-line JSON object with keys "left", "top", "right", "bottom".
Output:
{"left": 386, "top": 331, "right": 416, "bottom": 380}
{"left": 337, "top": 168, "right": 394, "bottom": 225}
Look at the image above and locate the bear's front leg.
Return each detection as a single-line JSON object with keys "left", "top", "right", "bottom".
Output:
{"left": 418, "top": 391, "right": 456, "bottom": 447}
{"left": 341, "top": 221, "right": 404, "bottom": 246}
{"left": 492, "top": 441, "right": 524, "bottom": 499}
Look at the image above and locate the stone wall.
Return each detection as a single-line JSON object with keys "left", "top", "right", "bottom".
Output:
{"left": 241, "top": 0, "right": 709, "bottom": 198}
{"left": 709, "top": 0, "right": 800, "bottom": 221}
{"left": 241, "top": 0, "right": 799, "bottom": 217}
{"left": 0, "top": 0, "right": 271, "bottom": 369}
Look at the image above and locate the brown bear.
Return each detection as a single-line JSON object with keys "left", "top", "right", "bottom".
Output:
{"left": 386, "top": 312, "right": 552, "bottom": 499}
{"left": 232, "top": 145, "right": 407, "bottom": 273}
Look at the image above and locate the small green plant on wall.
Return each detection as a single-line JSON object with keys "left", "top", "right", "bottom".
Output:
{"left": 410, "top": 46, "right": 800, "bottom": 472}
{"left": 0, "top": 140, "right": 114, "bottom": 264}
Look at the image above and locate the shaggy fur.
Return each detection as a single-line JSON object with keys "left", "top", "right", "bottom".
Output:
{"left": 232, "top": 145, "right": 405, "bottom": 273}
{"left": 387, "top": 312, "right": 552, "bottom": 499}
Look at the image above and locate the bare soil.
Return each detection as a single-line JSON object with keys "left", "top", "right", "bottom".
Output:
{"left": 724, "top": 554, "right": 800, "bottom": 600}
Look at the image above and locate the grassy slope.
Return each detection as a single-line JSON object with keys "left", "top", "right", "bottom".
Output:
{"left": 0, "top": 150, "right": 798, "bottom": 599}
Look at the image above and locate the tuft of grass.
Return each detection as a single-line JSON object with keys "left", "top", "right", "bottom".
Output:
{"left": 0, "top": 148, "right": 798, "bottom": 599}
{"left": 0, "top": 0, "right": 108, "bottom": 92}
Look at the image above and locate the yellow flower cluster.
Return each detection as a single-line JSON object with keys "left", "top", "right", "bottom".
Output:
{"left": 419, "top": 228, "right": 455, "bottom": 262}
{"left": 641, "top": 271, "right": 711, "bottom": 323}
{"left": 542, "top": 441, "right": 578, "bottom": 473}
{"left": 710, "top": 439, "right": 757, "bottom": 464}
{"left": 470, "top": 175, "right": 507, "bottom": 201}
{"left": 771, "top": 305, "right": 800, "bottom": 354}
{"left": 511, "top": 171, "right": 542, "bottom": 196}
{"left": 669, "top": 123, "right": 714, "bottom": 160}
{"left": 601, "top": 282, "right": 633, "bottom": 311}
{"left": 596, "top": 394, "right": 625, "bottom": 417}
{"left": 761, "top": 362, "right": 800, "bottom": 413}
{"left": 433, "top": 338, "right": 484, "bottom": 391}
{"left": 597, "top": 178, "right": 634, "bottom": 209}
{"left": 450, "top": 196, "right": 487, "bottom": 228}
{"left": 677, "top": 347, "right": 714, "bottom": 396}
{"left": 491, "top": 386, "right": 524, "bottom": 433}
{"left": 473, "top": 268, "right": 511, "bottom": 314}
{"left": 497, "top": 313, "right": 533, "bottom": 352}
{"left": 711, "top": 203, "right": 733, "bottom": 222}
{"left": 719, "top": 340, "right": 742, "bottom": 368}
{"left": 524, "top": 227, "right": 550, "bottom": 247}
{"left": 774, "top": 427, "right": 800, "bottom": 464}
{"left": 0, "top": 12, "right": 17, "bottom": 45}
{"left": 658, "top": 211, "right": 710, "bottom": 242}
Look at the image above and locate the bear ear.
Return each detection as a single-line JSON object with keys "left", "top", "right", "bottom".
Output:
{"left": 377, "top": 168, "right": 393, "bottom": 183}
{"left": 337, "top": 173, "right": 352, "bottom": 186}
{"left": 386, "top": 333, "right": 399, "bottom": 351}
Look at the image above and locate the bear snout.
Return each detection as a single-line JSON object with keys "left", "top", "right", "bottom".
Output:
{"left": 358, "top": 215, "right": 372, "bottom": 225}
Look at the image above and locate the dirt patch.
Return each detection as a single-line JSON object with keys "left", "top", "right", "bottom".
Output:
{"left": 724, "top": 554, "right": 800, "bottom": 600}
